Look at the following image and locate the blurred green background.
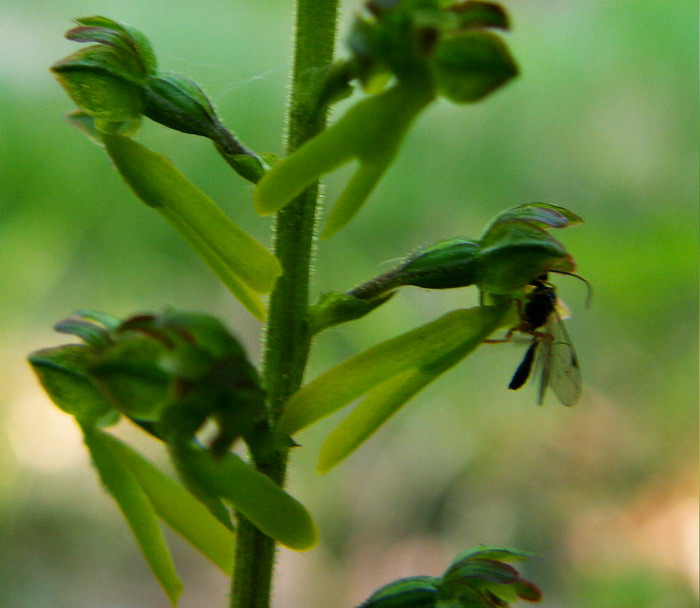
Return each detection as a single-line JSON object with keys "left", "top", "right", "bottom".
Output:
{"left": 1, "top": 1, "right": 697, "bottom": 607}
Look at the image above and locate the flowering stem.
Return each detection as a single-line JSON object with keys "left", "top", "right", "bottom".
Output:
{"left": 229, "top": 2, "right": 338, "bottom": 607}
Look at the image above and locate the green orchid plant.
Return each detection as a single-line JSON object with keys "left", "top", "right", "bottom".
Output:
{"left": 31, "top": 3, "right": 587, "bottom": 607}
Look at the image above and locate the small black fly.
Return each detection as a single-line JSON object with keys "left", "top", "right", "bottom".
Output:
{"left": 498, "top": 272, "right": 589, "bottom": 406}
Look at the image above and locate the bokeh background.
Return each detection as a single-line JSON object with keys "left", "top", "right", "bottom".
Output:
{"left": 1, "top": 1, "right": 697, "bottom": 607}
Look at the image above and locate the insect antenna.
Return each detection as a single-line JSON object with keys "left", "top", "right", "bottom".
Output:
{"left": 549, "top": 270, "right": 593, "bottom": 308}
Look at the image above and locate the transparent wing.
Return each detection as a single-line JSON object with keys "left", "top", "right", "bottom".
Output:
{"left": 538, "top": 312, "right": 581, "bottom": 406}
{"left": 534, "top": 331, "right": 552, "bottom": 406}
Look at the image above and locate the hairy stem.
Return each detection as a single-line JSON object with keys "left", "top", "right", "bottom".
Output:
{"left": 229, "top": 2, "right": 339, "bottom": 607}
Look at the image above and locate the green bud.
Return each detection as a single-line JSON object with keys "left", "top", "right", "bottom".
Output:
{"left": 477, "top": 219, "right": 574, "bottom": 294}
{"left": 360, "top": 576, "right": 440, "bottom": 608}
{"left": 397, "top": 238, "right": 481, "bottom": 289}
{"left": 475, "top": 203, "right": 582, "bottom": 294}
{"left": 142, "top": 73, "right": 223, "bottom": 140}
{"left": 28, "top": 345, "right": 119, "bottom": 427}
{"left": 431, "top": 30, "right": 518, "bottom": 104}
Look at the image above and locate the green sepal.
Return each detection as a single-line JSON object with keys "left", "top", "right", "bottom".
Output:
{"left": 51, "top": 45, "right": 145, "bottom": 121}
{"left": 81, "top": 425, "right": 183, "bottom": 605}
{"left": 481, "top": 203, "right": 583, "bottom": 236}
{"left": 449, "top": 1, "right": 510, "bottom": 32}
{"left": 448, "top": 546, "right": 535, "bottom": 565}
{"left": 69, "top": 16, "right": 157, "bottom": 76}
{"left": 88, "top": 336, "right": 171, "bottom": 421}
{"left": 168, "top": 440, "right": 317, "bottom": 551}
{"left": 54, "top": 317, "right": 113, "bottom": 350}
{"left": 102, "top": 433, "right": 235, "bottom": 570}
{"left": 28, "top": 345, "right": 119, "bottom": 427}
{"left": 359, "top": 576, "right": 440, "bottom": 608}
{"left": 149, "top": 310, "right": 248, "bottom": 361}
{"left": 441, "top": 546, "right": 542, "bottom": 605}
{"left": 73, "top": 308, "right": 122, "bottom": 330}
{"left": 103, "top": 134, "right": 281, "bottom": 318}
{"left": 444, "top": 558, "right": 521, "bottom": 587}
{"left": 435, "top": 586, "right": 494, "bottom": 608}
{"left": 309, "top": 290, "right": 395, "bottom": 335}
{"left": 431, "top": 30, "right": 517, "bottom": 104}
{"left": 477, "top": 219, "right": 574, "bottom": 294}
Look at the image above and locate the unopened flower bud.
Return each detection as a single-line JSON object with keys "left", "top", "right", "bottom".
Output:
{"left": 143, "top": 73, "right": 223, "bottom": 140}
{"left": 398, "top": 238, "right": 481, "bottom": 289}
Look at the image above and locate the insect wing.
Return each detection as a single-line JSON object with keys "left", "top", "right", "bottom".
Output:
{"left": 541, "top": 312, "right": 581, "bottom": 406}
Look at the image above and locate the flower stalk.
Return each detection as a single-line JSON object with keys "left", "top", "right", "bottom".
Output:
{"left": 229, "top": 2, "right": 339, "bottom": 607}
